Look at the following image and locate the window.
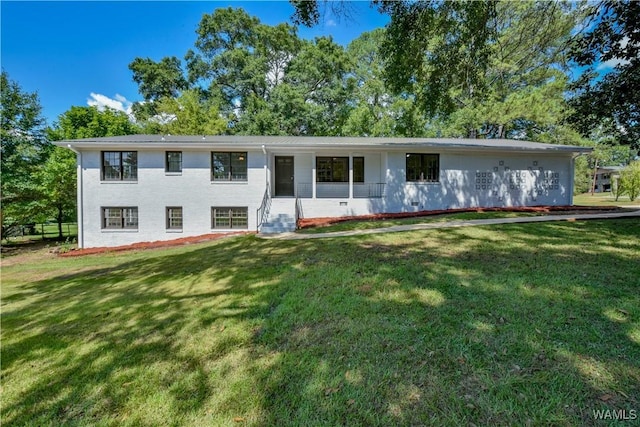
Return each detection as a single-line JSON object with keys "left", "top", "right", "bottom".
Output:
{"left": 212, "top": 152, "right": 247, "bottom": 181}
{"left": 166, "top": 151, "right": 182, "bottom": 173}
{"left": 102, "top": 207, "right": 138, "bottom": 229}
{"left": 353, "top": 157, "right": 364, "bottom": 183}
{"left": 406, "top": 153, "right": 439, "bottom": 182}
{"left": 166, "top": 207, "right": 183, "bottom": 230}
{"left": 102, "top": 151, "right": 137, "bottom": 181}
{"left": 317, "top": 157, "right": 349, "bottom": 182}
{"left": 212, "top": 207, "right": 248, "bottom": 229}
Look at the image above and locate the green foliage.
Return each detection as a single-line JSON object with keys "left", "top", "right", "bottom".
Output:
{"left": 48, "top": 106, "right": 140, "bottom": 141}
{"left": 37, "top": 147, "right": 77, "bottom": 237}
{"left": 151, "top": 90, "right": 227, "bottom": 135}
{"left": 342, "top": 29, "right": 430, "bottom": 137}
{"left": 573, "top": 156, "right": 592, "bottom": 195}
{"left": 0, "top": 70, "right": 52, "bottom": 232}
{"left": 619, "top": 161, "right": 640, "bottom": 201}
{"left": 129, "top": 56, "right": 188, "bottom": 101}
{"left": 569, "top": 0, "right": 640, "bottom": 149}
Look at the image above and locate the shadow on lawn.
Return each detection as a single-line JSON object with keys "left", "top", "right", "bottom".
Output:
{"left": 2, "top": 219, "right": 639, "bottom": 425}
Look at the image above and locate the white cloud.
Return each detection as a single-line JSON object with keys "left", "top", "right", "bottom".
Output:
{"left": 326, "top": 19, "right": 337, "bottom": 27}
{"left": 596, "top": 57, "right": 630, "bottom": 71}
{"left": 596, "top": 37, "right": 633, "bottom": 71}
{"left": 87, "top": 93, "right": 133, "bottom": 117}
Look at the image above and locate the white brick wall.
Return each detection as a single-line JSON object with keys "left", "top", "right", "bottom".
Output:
{"left": 77, "top": 146, "right": 575, "bottom": 248}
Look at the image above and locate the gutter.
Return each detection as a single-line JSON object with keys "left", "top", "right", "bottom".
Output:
{"left": 66, "top": 144, "right": 84, "bottom": 249}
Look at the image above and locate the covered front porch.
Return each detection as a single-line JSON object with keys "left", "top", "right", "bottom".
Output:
{"left": 271, "top": 152, "right": 386, "bottom": 199}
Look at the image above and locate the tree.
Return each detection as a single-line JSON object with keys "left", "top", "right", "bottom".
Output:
{"left": 0, "top": 70, "right": 51, "bottom": 236}
{"left": 151, "top": 89, "right": 227, "bottom": 135}
{"left": 129, "top": 56, "right": 188, "bottom": 101}
{"left": 48, "top": 106, "right": 140, "bottom": 140}
{"left": 37, "top": 147, "right": 77, "bottom": 238}
{"left": 342, "top": 29, "right": 430, "bottom": 137}
{"left": 292, "top": 1, "right": 582, "bottom": 141}
{"left": 47, "top": 106, "right": 141, "bottom": 236}
{"left": 619, "top": 161, "right": 640, "bottom": 201}
{"left": 569, "top": 0, "right": 640, "bottom": 149}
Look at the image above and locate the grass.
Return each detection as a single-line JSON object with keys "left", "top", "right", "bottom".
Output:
{"left": 1, "top": 222, "right": 78, "bottom": 245}
{"left": 298, "top": 211, "right": 541, "bottom": 234}
{"left": 2, "top": 219, "right": 639, "bottom": 426}
{"left": 574, "top": 192, "right": 639, "bottom": 207}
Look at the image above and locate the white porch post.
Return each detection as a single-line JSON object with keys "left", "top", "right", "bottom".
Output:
{"left": 349, "top": 153, "right": 354, "bottom": 199}
{"left": 312, "top": 152, "right": 316, "bottom": 199}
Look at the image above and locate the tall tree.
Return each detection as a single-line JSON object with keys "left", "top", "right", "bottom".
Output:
{"left": 48, "top": 105, "right": 140, "bottom": 140}
{"left": 381, "top": 1, "right": 580, "bottom": 140}
{"left": 0, "top": 70, "right": 51, "bottom": 235}
{"left": 569, "top": 0, "right": 640, "bottom": 150}
{"left": 149, "top": 89, "right": 227, "bottom": 135}
{"left": 343, "top": 28, "right": 430, "bottom": 137}
{"left": 129, "top": 56, "right": 188, "bottom": 101}
{"left": 37, "top": 147, "right": 77, "bottom": 238}
{"left": 47, "top": 106, "right": 141, "bottom": 236}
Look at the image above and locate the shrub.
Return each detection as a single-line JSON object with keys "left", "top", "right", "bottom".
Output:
{"left": 619, "top": 161, "right": 640, "bottom": 201}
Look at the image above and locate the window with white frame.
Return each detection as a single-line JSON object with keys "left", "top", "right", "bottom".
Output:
{"left": 211, "top": 207, "right": 248, "bottom": 229}
{"left": 102, "top": 151, "right": 137, "bottom": 181}
{"left": 102, "top": 207, "right": 138, "bottom": 229}
{"left": 166, "top": 207, "right": 183, "bottom": 230}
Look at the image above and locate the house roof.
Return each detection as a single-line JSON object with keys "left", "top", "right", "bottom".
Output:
{"left": 56, "top": 134, "right": 592, "bottom": 155}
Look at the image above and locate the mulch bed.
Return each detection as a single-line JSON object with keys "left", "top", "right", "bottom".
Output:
{"left": 297, "top": 205, "right": 627, "bottom": 229}
{"left": 60, "top": 231, "right": 252, "bottom": 257}
{"left": 58, "top": 205, "right": 626, "bottom": 256}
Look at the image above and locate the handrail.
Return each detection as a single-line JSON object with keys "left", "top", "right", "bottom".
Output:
{"left": 294, "top": 195, "right": 303, "bottom": 229}
{"left": 256, "top": 185, "right": 271, "bottom": 230}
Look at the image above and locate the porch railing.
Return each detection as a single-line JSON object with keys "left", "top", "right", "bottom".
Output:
{"left": 296, "top": 182, "right": 313, "bottom": 198}
{"left": 354, "top": 183, "right": 386, "bottom": 198}
{"left": 256, "top": 185, "right": 271, "bottom": 230}
{"left": 296, "top": 182, "right": 386, "bottom": 199}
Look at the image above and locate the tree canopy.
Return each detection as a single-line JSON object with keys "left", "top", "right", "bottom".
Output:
{"left": 568, "top": 0, "right": 640, "bottom": 150}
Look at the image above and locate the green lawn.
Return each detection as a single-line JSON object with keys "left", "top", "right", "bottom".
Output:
{"left": 298, "top": 211, "right": 541, "bottom": 234}
{"left": 574, "top": 192, "right": 639, "bottom": 207}
{"left": 2, "top": 219, "right": 639, "bottom": 426}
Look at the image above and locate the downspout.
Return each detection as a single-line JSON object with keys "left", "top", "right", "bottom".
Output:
{"left": 67, "top": 144, "right": 84, "bottom": 248}
{"left": 262, "top": 144, "right": 268, "bottom": 190}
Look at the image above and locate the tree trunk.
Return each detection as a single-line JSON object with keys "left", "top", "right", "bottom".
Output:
{"left": 57, "top": 206, "right": 64, "bottom": 239}
{"left": 591, "top": 158, "right": 599, "bottom": 196}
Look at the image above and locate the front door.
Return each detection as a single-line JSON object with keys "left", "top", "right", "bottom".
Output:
{"left": 275, "top": 156, "right": 294, "bottom": 197}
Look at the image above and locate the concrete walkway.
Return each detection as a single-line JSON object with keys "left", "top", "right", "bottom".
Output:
{"left": 259, "top": 209, "right": 640, "bottom": 240}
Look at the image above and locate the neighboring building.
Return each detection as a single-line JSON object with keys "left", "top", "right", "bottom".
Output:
{"left": 57, "top": 135, "right": 591, "bottom": 248}
{"left": 593, "top": 166, "right": 624, "bottom": 193}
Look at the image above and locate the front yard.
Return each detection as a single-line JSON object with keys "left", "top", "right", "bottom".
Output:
{"left": 2, "top": 218, "right": 638, "bottom": 426}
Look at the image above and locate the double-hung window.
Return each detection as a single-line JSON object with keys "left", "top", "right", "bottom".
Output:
{"left": 102, "top": 151, "right": 137, "bottom": 181}
{"left": 166, "top": 207, "right": 183, "bottom": 230}
{"left": 212, "top": 152, "right": 247, "bottom": 181}
{"left": 166, "top": 151, "right": 182, "bottom": 173}
{"left": 211, "top": 207, "right": 248, "bottom": 229}
{"left": 102, "top": 207, "right": 138, "bottom": 229}
{"left": 406, "top": 153, "right": 440, "bottom": 182}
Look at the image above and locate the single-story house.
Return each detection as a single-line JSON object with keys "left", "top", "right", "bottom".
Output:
{"left": 57, "top": 135, "right": 591, "bottom": 248}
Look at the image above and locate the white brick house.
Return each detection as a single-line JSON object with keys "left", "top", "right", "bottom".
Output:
{"left": 57, "top": 135, "right": 591, "bottom": 248}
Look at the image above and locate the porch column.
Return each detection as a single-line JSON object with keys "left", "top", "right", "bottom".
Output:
{"left": 349, "top": 154, "right": 354, "bottom": 199}
{"left": 311, "top": 152, "right": 316, "bottom": 199}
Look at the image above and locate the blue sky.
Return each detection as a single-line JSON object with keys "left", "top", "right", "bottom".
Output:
{"left": 1, "top": 1, "right": 389, "bottom": 124}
